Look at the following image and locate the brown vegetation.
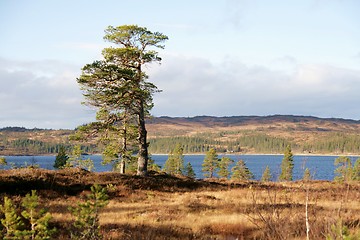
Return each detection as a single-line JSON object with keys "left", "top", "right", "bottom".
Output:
{"left": 1, "top": 168, "right": 359, "bottom": 239}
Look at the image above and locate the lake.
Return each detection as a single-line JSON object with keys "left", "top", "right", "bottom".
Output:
{"left": 2, "top": 154, "right": 359, "bottom": 181}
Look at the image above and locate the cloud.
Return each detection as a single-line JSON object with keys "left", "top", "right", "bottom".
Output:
{"left": 150, "top": 54, "right": 360, "bottom": 120}
{"left": 0, "top": 58, "right": 95, "bottom": 129}
{"left": 2, "top": 54, "right": 360, "bottom": 130}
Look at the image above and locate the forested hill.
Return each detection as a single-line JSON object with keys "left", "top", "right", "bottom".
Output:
{"left": 1, "top": 115, "right": 360, "bottom": 155}
{"left": 146, "top": 115, "right": 360, "bottom": 155}
{"left": 148, "top": 115, "right": 360, "bottom": 127}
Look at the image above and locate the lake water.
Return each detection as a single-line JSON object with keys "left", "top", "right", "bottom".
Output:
{"left": 2, "top": 154, "right": 359, "bottom": 181}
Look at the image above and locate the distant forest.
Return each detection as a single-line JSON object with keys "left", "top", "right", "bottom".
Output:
{"left": 1, "top": 132, "right": 360, "bottom": 156}
{"left": 148, "top": 132, "right": 360, "bottom": 154}
{"left": 2, "top": 139, "right": 97, "bottom": 155}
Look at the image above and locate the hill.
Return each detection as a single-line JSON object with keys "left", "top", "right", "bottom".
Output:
{"left": 147, "top": 115, "right": 360, "bottom": 154}
{"left": 1, "top": 115, "right": 360, "bottom": 155}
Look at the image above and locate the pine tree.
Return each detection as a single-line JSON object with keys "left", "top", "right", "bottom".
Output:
{"left": 217, "top": 157, "right": 234, "bottom": 179}
{"left": 147, "top": 157, "right": 161, "bottom": 172}
{"left": 279, "top": 145, "right": 294, "bottom": 181}
{"left": 77, "top": 25, "right": 168, "bottom": 176}
{"left": 202, "top": 148, "right": 219, "bottom": 178}
{"left": 21, "top": 190, "right": 56, "bottom": 239}
{"left": 163, "top": 144, "right": 184, "bottom": 175}
{"left": 0, "top": 196, "right": 23, "bottom": 239}
{"left": 184, "top": 162, "right": 196, "bottom": 179}
{"left": 67, "top": 145, "right": 94, "bottom": 171}
{"left": 53, "top": 146, "right": 68, "bottom": 169}
{"left": 352, "top": 158, "right": 360, "bottom": 181}
{"left": 69, "top": 184, "right": 109, "bottom": 240}
{"left": 261, "top": 165, "right": 272, "bottom": 182}
{"left": 303, "top": 168, "right": 311, "bottom": 181}
{"left": 334, "top": 156, "right": 353, "bottom": 182}
{"left": 231, "top": 160, "right": 254, "bottom": 180}
{"left": 0, "top": 157, "right": 7, "bottom": 169}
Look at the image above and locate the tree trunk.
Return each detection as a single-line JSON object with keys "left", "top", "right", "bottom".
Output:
{"left": 120, "top": 115, "right": 127, "bottom": 174}
{"left": 119, "top": 159, "right": 125, "bottom": 174}
{"left": 137, "top": 99, "right": 148, "bottom": 176}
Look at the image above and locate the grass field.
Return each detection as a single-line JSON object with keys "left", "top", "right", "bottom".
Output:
{"left": 0, "top": 168, "right": 359, "bottom": 239}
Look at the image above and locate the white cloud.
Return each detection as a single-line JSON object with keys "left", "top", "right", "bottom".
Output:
{"left": 0, "top": 58, "right": 95, "bottom": 129}
{"left": 1, "top": 54, "right": 360, "bottom": 130}
{"left": 150, "top": 54, "right": 360, "bottom": 120}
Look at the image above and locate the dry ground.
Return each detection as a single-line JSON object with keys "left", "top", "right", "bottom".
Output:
{"left": 1, "top": 168, "right": 359, "bottom": 239}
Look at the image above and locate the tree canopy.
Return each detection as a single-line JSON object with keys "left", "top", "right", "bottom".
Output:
{"left": 76, "top": 25, "right": 168, "bottom": 176}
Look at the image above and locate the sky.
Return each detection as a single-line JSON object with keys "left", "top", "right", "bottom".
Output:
{"left": 0, "top": 0, "right": 360, "bottom": 129}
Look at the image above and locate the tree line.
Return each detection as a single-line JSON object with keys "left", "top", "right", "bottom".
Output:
{"left": 3, "top": 132, "right": 360, "bottom": 156}
{"left": 149, "top": 133, "right": 360, "bottom": 154}
{"left": 1, "top": 139, "right": 97, "bottom": 155}
{"left": 161, "top": 144, "right": 360, "bottom": 182}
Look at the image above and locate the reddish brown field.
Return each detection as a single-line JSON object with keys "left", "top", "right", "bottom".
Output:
{"left": 1, "top": 168, "right": 359, "bottom": 239}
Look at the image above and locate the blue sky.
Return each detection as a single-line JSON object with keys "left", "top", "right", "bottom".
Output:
{"left": 1, "top": 0, "right": 360, "bottom": 129}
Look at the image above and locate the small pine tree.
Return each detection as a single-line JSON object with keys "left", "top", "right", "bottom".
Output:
{"left": 69, "top": 184, "right": 109, "bottom": 240}
{"left": 53, "top": 146, "right": 69, "bottom": 169}
{"left": 163, "top": 144, "right": 184, "bottom": 175}
{"left": 334, "top": 156, "right": 353, "bottom": 182}
{"left": 352, "top": 158, "right": 360, "bottom": 181}
{"left": 0, "top": 157, "right": 7, "bottom": 169}
{"left": 303, "top": 168, "right": 312, "bottom": 181}
{"left": 279, "top": 145, "right": 294, "bottom": 181}
{"left": 231, "top": 160, "right": 254, "bottom": 180}
{"left": 21, "top": 190, "right": 56, "bottom": 239}
{"left": 261, "top": 165, "right": 272, "bottom": 182}
{"left": 202, "top": 148, "right": 219, "bottom": 178}
{"left": 0, "top": 196, "right": 24, "bottom": 239}
{"left": 148, "top": 157, "right": 161, "bottom": 172}
{"left": 217, "top": 157, "right": 234, "bottom": 179}
{"left": 184, "top": 162, "right": 196, "bottom": 179}
{"left": 67, "top": 145, "right": 94, "bottom": 171}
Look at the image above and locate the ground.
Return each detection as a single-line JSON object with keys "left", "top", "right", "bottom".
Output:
{"left": 0, "top": 168, "right": 359, "bottom": 239}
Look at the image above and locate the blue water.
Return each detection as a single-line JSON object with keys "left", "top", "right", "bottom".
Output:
{"left": 2, "top": 154, "right": 359, "bottom": 181}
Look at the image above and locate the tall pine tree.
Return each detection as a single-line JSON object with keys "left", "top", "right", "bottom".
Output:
{"left": 261, "top": 165, "right": 272, "bottom": 182}
{"left": 76, "top": 25, "right": 168, "bottom": 176}
{"left": 202, "top": 148, "right": 219, "bottom": 178}
{"left": 163, "top": 144, "right": 185, "bottom": 175}
{"left": 279, "top": 145, "right": 294, "bottom": 181}
{"left": 184, "top": 162, "right": 196, "bottom": 179}
{"left": 53, "top": 146, "right": 68, "bottom": 169}
{"left": 217, "top": 157, "right": 234, "bottom": 179}
{"left": 231, "top": 160, "right": 254, "bottom": 180}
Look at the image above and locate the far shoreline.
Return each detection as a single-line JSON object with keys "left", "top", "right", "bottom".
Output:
{"left": 2, "top": 152, "right": 360, "bottom": 157}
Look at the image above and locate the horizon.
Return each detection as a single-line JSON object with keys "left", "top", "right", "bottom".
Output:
{"left": 2, "top": 114, "right": 359, "bottom": 130}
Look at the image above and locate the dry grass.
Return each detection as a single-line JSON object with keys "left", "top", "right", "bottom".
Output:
{"left": 1, "top": 169, "right": 359, "bottom": 239}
